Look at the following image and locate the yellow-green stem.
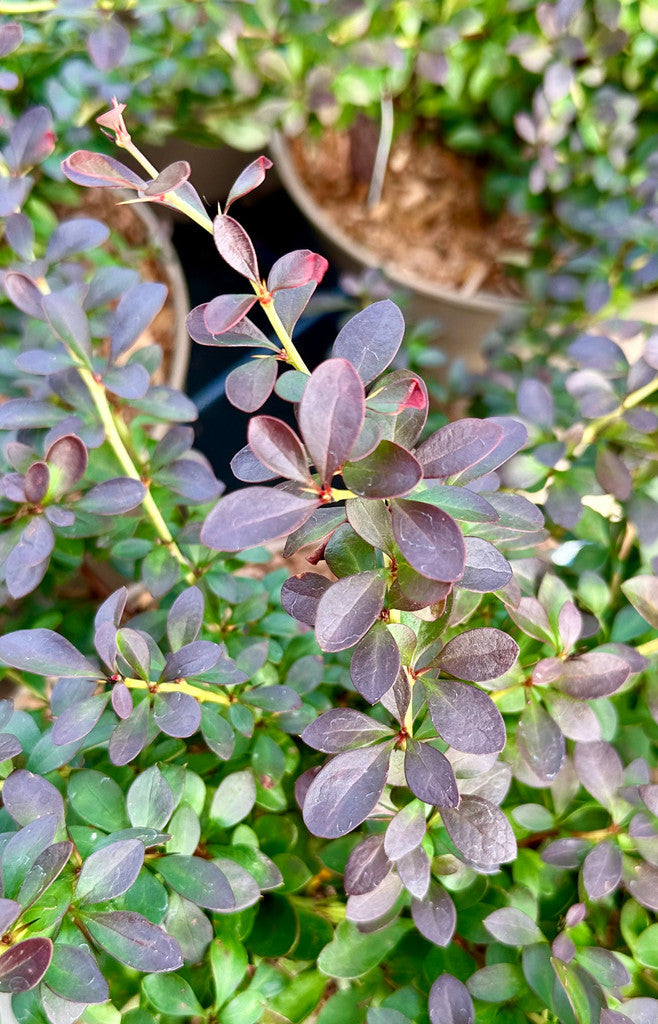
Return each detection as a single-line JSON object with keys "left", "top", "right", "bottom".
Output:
{"left": 637, "top": 636, "right": 658, "bottom": 657}
{"left": 122, "top": 676, "right": 229, "bottom": 706}
{"left": 570, "top": 376, "right": 658, "bottom": 458}
{"left": 78, "top": 367, "right": 195, "bottom": 581}
{"left": 490, "top": 682, "right": 523, "bottom": 703}
{"left": 122, "top": 137, "right": 311, "bottom": 374}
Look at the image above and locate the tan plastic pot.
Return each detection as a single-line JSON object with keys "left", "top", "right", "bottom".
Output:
{"left": 269, "top": 133, "right": 523, "bottom": 371}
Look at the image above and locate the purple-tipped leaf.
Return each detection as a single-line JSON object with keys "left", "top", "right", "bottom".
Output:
{"left": 225, "top": 155, "right": 273, "bottom": 212}
{"left": 42, "top": 291, "right": 91, "bottom": 363}
{"left": 62, "top": 150, "right": 146, "bottom": 190}
{"left": 167, "top": 587, "right": 204, "bottom": 651}
{"left": 46, "top": 434, "right": 88, "bottom": 493}
{"left": 267, "top": 249, "right": 329, "bottom": 292}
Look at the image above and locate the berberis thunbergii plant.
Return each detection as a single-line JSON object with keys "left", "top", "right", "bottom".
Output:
{"left": 0, "top": 89, "right": 656, "bottom": 1024}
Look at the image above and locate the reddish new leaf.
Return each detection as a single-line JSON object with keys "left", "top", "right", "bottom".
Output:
{"left": 62, "top": 151, "right": 146, "bottom": 190}
{"left": 267, "top": 249, "right": 329, "bottom": 292}
{"left": 224, "top": 156, "right": 273, "bottom": 212}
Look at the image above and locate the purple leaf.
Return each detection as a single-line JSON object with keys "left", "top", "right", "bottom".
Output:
{"left": 429, "top": 974, "right": 474, "bottom": 1024}
{"left": 45, "top": 218, "right": 109, "bottom": 263}
{"left": 0, "top": 735, "right": 21, "bottom": 760}
{"left": 0, "top": 399, "right": 61, "bottom": 430}
{"left": 204, "top": 293, "right": 258, "bottom": 335}
{"left": 62, "top": 151, "right": 146, "bottom": 191}
{"left": 424, "top": 677, "right": 505, "bottom": 754}
{"left": 485, "top": 907, "right": 543, "bottom": 946}
{"left": 0, "top": 900, "right": 20, "bottom": 934}
{"left": 315, "top": 571, "right": 387, "bottom": 653}
{"left": 573, "top": 741, "right": 624, "bottom": 812}
{"left": 52, "top": 694, "right": 109, "bottom": 746}
{"left": 142, "top": 161, "right": 191, "bottom": 197}
{"left": 44, "top": 943, "right": 109, "bottom": 1005}
{"left": 75, "top": 839, "right": 144, "bottom": 906}
{"left": 332, "top": 300, "right": 405, "bottom": 384}
{"left": 2, "top": 816, "right": 58, "bottom": 897}
{"left": 298, "top": 358, "right": 365, "bottom": 487}
{"left": 0, "top": 177, "right": 28, "bottom": 216}
{"left": 226, "top": 354, "right": 278, "bottom": 409}
{"left": 455, "top": 417, "right": 528, "bottom": 484}
{"left": 225, "top": 155, "right": 273, "bottom": 212}
{"left": 109, "top": 700, "right": 149, "bottom": 765}
{"left": 417, "top": 419, "right": 503, "bottom": 480}
{"left": 153, "top": 692, "right": 201, "bottom": 738}
{"left": 7, "top": 107, "right": 54, "bottom": 172}
{"left": 2, "top": 768, "right": 65, "bottom": 827}
{"left": 156, "top": 855, "right": 235, "bottom": 911}
{"left": 6, "top": 518, "right": 54, "bottom": 599}
{"left": 554, "top": 652, "right": 630, "bottom": 698}
{"left": 87, "top": 16, "right": 129, "bottom": 70}
{"left": 346, "top": 872, "right": 402, "bottom": 924}
{"left": 213, "top": 214, "right": 259, "bottom": 280}
{"left": 302, "top": 708, "right": 394, "bottom": 753}
{"left": 5, "top": 273, "right": 46, "bottom": 319}
{"left": 110, "top": 283, "right": 168, "bottom": 362}
{"left": 461, "top": 537, "right": 512, "bottom": 593}
{"left": 437, "top": 628, "right": 519, "bottom": 682}
{"left": 187, "top": 303, "right": 274, "bottom": 349}
{"left": 344, "top": 836, "right": 391, "bottom": 896}
{"left": 111, "top": 683, "right": 133, "bottom": 720}
{"left": 391, "top": 499, "right": 465, "bottom": 582}
{"left": 17, "top": 464, "right": 46, "bottom": 503}
{"left": 267, "top": 249, "right": 329, "bottom": 292}
{"left": 81, "top": 910, "right": 183, "bottom": 972}
{"left": 397, "top": 845, "right": 431, "bottom": 900}
{"left": 343, "top": 441, "right": 422, "bottom": 498}
{"left": 411, "top": 882, "right": 456, "bottom": 947}
{"left": 161, "top": 641, "right": 221, "bottom": 681}
{"left": 156, "top": 456, "right": 222, "bottom": 503}
{"left": 78, "top": 478, "right": 146, "bottom": 515}
{"left": 151, "top": 426, "right": 195, "bottom": 472}
{"left": 384, "top": 802, "right": 426, "bottom": 861}
{"left": 404, "top": 739, "right": 459, "bottom": 808}
{"left": 627, "top": 862, "right": 658, "bottom": 911}
{"left": 230, "top": 444, "right": 279, "bottom": 483}
{"left": 0, "top": 22, "right": 22, "bottom": 57}
{"left": 350, "top": 623, "right": 401, "bottom": 703}
{"left": 42, "top": 291, "right": 91, "bottom": 363}
{"left": 621, "top": 575, "right": 658, "bottom": 628}
{"left": 167, "top": 587, "right": 204, "bottom": 650}
{"left": 201, "top": 487, "right": 318, "bottom": 551}
{"left": 273, "top": 281, "right": 317, "bottom": 336}
{"left": 581, "top": 841, "right": 622, "bottom": 901}
{"left": 595, "top": 449, "right": 632, "bottom": 501}
{"left": 543, "top": 692, "right": 601, "bottom": 742}
{"left": 46, "top": 434, "right": 88, "bottom": 493}
{"left": 517, "top": 379, "right": 554, "bottom": 428}
{"left": 441, "top": 795, "right": 517, "bottom": 867}
{"left": 0, "top": 937, "right": 52, "bottom": 993}
{"left": 0, "top": 629, "right": 97, "bottom": 677}
{"left": 247, "top": 416, "right": 310, "bottom": 482}
{"left": 516, "top": 703, "right": 565, "bottom": 783}
{"left": 303, "top": 744, "right": 393, "bottom": 839}
{"left": 103, "top": 363, "right": 151, "bottom": 400}
{"left": 281, "top": 572, "right": 332, "bottom": 626}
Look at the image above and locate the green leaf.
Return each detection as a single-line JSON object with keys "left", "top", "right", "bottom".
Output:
{"left": 318, "top": 920, "right": 413, "bottom": 979}
{"left": 248, "top": 895, "right": 297, "bottom": 957}
{"left": 68, "top": 771, "right": 129, "bottom": 831}
{"left": 210, "top": 934, "right": 248, "bottom": 1010}
{"left": 635, "top": 923, "right": 658, "bottom": 969}
{"left": 142, "top": 973, "right": 204, "bottom": 1017}
{"left": 221, "top": 990, "right": 263, "bottom": 1024}
{"left": 43, "top": 943, "right": 108, "bottom": 1004}
{"left": 156, "top": 855, "right": 235, "bottom": 911}
{"left": 466, "top": 963, "right": 525, "bottom": 1002}
{"left": 209, "top": 770, "right": 257, "bottom": 828}
{"left": 270, "top": 971, "right": 326, "bottom": 1023}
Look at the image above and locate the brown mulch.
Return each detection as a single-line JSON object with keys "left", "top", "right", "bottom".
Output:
{"left": 291, "top": 130, "right": 528, "bottom": 297}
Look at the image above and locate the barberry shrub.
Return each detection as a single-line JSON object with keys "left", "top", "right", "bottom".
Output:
{"left": 0, "top": 88, "right": 655, "bottom": 1024}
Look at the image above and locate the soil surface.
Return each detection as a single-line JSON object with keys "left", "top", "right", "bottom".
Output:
{"left": 291, "top": 130, "right": 528, "bottom": 297}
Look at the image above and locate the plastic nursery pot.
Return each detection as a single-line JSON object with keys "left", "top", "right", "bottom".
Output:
{"left": 269, "top": 132, "right": 523, "bottom": 371}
